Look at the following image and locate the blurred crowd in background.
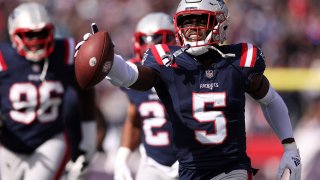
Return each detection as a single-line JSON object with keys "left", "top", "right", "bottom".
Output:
{"left": 1, "top": 0, "right": 320, "bottom": 180}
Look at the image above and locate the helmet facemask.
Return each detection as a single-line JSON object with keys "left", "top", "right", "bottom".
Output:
{"left": 175, "top": 11, "right": 228, "bottom": 56}
{"left": 174, "top": 0, "right": 229, "bottom": 56}
{"left": 8, "top": 2, "right": 54, "bottom": 62}
{"left": 133, "top": 12, "right": 175, "bottom": 60}
{"left": 133, "top": 30, "right": 175, "bottom": 59}
{"left": 12, "top": 25, "right": 54, "bottom": 62}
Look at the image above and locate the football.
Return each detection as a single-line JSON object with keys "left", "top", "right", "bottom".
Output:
{"left": 74, "top": 31, "right": 114, "bottom": 89}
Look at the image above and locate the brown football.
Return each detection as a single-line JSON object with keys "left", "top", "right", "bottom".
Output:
{"left": 74, "top": 31, "right": 114, "bottom": 89}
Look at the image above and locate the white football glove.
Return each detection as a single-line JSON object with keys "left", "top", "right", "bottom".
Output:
{"left": 276, "top": 142, "right": 301, "bottom": 180}
{"left": 114, "top": 147, "right": 133, "bottom": 180}
{"left": 67, "top": 121, "right": 97, "bottom": 180}
{"left": 74, "top": 23, "right": 98, "bottom": 57}
{"left": 79, "top": 121, "right": 97, "bottom": 161}
{"left": 66, "top": 155, "right": 89, "bottom": 180}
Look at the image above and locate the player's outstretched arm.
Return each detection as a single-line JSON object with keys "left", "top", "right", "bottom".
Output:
{"left": 247, "top": 75, "right": 301, "bottom": 180}
{"left": 114, "top": 103, "right": 141, "bottom": 180}
{"left": 75, "top": 23, "right": 157, "bottom": 91}
{"left": 105, "top": 54, "right": 157, "bottom": 91}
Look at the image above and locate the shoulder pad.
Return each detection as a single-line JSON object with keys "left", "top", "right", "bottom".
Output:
{"left": 240, "top": 43, "right": 258, "bottom": 68}
{"left": 63, "top": 38, "right": 75, "bottom": 65}
{"left": 150, "top": 44, "right": 177, "bottom": 67}
{"left": 0, "top": 50, "right": 8, "bottom": 72}
{"left": 54, "top": 38, "right": 75, "bottom": 65}
{"left": 150, "top": 44, "right": 170, "bottom": 66}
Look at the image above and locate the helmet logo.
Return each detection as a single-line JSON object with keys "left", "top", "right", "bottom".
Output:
{"left": 216, "top": 0, "right": 225, "bottom": 8}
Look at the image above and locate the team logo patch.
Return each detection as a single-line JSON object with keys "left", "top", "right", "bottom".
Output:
{"left": 200, "top": 83, "right": 219, "bottom": 90}
{"left": 205, "top": 70, "right": 214, "bottom": 79}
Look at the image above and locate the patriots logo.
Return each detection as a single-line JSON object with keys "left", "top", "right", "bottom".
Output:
{"left": 216, "top": 0, "right": 225, "bottom": 8}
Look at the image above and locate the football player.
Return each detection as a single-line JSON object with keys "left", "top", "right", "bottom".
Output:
{"left": 62, "top": 86, "right": 97, "bottom": 180}
{"left": 113, "top": 12, "right": 178, "bottom": 180}
{"left": 0, "top": 2, "right": 96, "bottom": 180}
{"left": 76, "top": 0, "right": 302, "bottom": 179}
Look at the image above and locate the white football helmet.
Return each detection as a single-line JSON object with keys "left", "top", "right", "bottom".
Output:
{"left": 174, "top": 0, "right": 229, "bottom": 55}
{"left": 8, "top": 2, "right": 54, "bottom": 62}
{"left": 133, "top": 12, "right": 175, "bottom": 59}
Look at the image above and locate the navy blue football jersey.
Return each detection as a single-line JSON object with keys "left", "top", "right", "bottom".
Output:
{"left": 0, "top": 39, "right": 75, "bottom": 154}
{"left": 142, "top": 43, "right": 265, "bottom": 174}
{"left": 122, "top": 58, "right": 177, "bottom": 166}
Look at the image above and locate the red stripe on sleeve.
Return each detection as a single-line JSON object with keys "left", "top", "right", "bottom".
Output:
{"left": 63, "top": 40, "right": 70, "bottom": 65}
{"left": 150, "top": 45, "right": 163, "bottom": 65}
{"left": 161, "top": 44, "right": 169, "bottom": 52}
{"left": 250, "top": 45, "right": 257, "bottom": 67}
{"left": 0, "top": 51, "right": 8, "bottom": 71}
{"left": 240, "top": 43, "right": 248, "bottom": 67}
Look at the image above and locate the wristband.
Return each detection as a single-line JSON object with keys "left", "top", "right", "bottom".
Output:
{"left": 281, "top": 137, "right": 295, "bottom": 144}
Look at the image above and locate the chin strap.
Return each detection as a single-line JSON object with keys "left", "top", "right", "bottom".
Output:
{"left": 208, "top": 45, "right": 236, "bottom": 58}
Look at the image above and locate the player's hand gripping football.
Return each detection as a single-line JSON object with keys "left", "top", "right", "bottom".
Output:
{"left": 74, "top": 23, "right": 114, "bottom": 89}
{"left": 74, "top": 23, "right": 99, "bottom": 57}
{"left": 276, "top": 142, "right": 301, "bottom": 180}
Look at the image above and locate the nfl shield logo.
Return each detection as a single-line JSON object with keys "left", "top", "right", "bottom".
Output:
{"left": 205, "top": 70, "right": 214, "bottom": 79}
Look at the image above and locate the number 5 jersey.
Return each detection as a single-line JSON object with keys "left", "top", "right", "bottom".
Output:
{"left": 142, "top": 43, "right": 266, "bottom": 172}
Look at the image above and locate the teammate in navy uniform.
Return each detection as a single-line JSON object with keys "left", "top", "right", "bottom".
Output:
{"left": 113, "top": 12, "right": 178, "bottom": 180}
{"left": 0, "top": 3, "right": 96, "bottom": 180}
{"left": 77, "top": 0, "right": 302, "bottom": 179}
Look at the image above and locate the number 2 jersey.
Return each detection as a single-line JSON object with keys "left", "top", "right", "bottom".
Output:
{"left": 0, "top": 39, "right": 75, "bottom": 154}
{"left": 142, "top": 43, "right": 266, "bottom": 171}
{"left": 121, "top": 58, "right": 177, "bottom": 167}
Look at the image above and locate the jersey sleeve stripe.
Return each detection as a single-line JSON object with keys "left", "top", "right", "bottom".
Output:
{"left": 240, "top": 43, "right": 248, "bottom": 67}
{"left": 0, "top": 51, "right": 8, "bottom": 71}
{"left": 240, "top": 43, "right": 257, "bottom": 67}
{"left": 158, "top": 44, "right": 172, "bottom": 66}
{"left": 150, "top": 44, "right": 164, "bottom": 65}
{"left": 63, "top": 38, "right": 75, "bottom": 65}
{"left": 251, "top": 45, "right": 257, "bottom": 67}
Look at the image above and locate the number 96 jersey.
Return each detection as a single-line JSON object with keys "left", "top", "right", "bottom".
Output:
{"left": 143, "top": 43, "right": 266, "bottom": 172}
{"left": 0, "top": 39, "right": 75, "bottom": 154}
